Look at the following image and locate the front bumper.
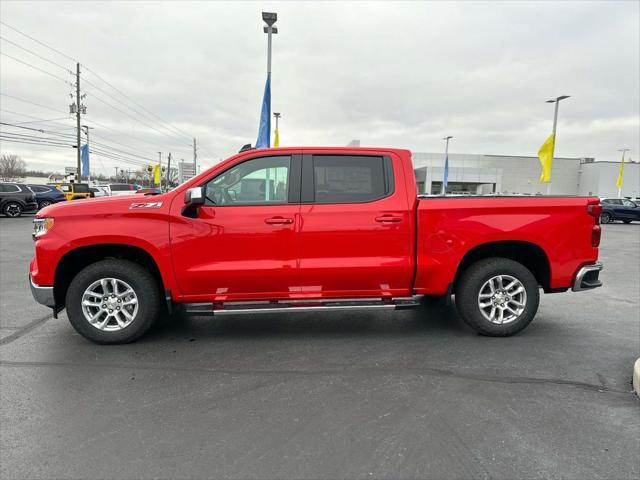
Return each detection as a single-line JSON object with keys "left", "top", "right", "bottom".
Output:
{"left": 572, "top": 262, "right": 603, "bottom": 292}
{"left": 29, "top": 275, "right": 55, "bottom": 308}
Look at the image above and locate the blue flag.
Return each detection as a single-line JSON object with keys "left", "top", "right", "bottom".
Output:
{"left": 81, "top": 144, "right": 90, "bottom": 177}
{"left": 255, "top": 73, "right": 271, "bottom": 148}
{"left": 443, "top": 153, "right": 449, "bottom": 191}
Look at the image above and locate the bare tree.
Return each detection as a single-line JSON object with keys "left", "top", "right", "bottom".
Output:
{"left": 0, "top": 154, "right": 27, "bottom": 182}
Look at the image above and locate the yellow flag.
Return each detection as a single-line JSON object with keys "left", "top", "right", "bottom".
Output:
{"left": 274, "top": 127, "right": 280, "bottom": 148}
{"left": 616, "top": 156, "right": 625, "bottom": 189}
{"left": 538, "top": 133, "right": 555, "bottom": 183}
{"left": 153, "top": 164, "right": 161, "bottom": 185}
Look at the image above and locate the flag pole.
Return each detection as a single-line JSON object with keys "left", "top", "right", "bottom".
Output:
{"left": 547, "top": 101, "right": 560, "bottom": 195}
{"left": 441, "top": 135, "right": 452, "bottom": 195}
{"left": 617, "top": 148, "right": 630, "bottom": 198}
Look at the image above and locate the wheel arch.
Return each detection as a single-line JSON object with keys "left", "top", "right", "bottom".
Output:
{"left": 54, "top": 244, "right": 165, "bottom": 307}
{"left": 453, "top": 240, "right": 551, "bottom": 292}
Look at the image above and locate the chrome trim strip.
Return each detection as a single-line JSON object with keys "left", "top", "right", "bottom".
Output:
{"left": 212, "top": 304, "right": 397, "bottom": 316}
{"left": 572, "top": 262, "right": 603, "bottom": 292}
{"left": 29, "top": 275, "right": 55, "bottom": 308}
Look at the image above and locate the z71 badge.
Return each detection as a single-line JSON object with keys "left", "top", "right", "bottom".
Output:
{"left": 129, "top": 202, "right": 163, "bottom": 209}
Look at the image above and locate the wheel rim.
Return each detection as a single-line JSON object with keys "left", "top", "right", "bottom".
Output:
{"left": 81, "top": 278, "right": 139, "bottom": 331}
{"left": 40, "top": 201, "right": 52, "bottom": 208}
{"left": 477, "top": 274, "right": 527, "bottom": 325}
{"left": 5, "top": 203, "right": 21, "bottom": 217}
{"left": 601, "top": 213, "right": 611, "bottom": 223}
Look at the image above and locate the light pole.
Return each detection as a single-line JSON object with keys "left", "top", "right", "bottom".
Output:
{"left": 81, "top": 125, "right": 93, "bottom": 183}
{"left": 544, "top": 95, "right": 570, "bottom": 194}
{"left": 273, "top": 112, "right": 281, "bottom": 147}
{"left": 255, "top": 12, "right": 277, "bottom": 148}
{"left": 262, "top": 12, "right": 277, "bottom": 74}
{"left": 617, "top": 148, "right": 630, "bottom": 198}
{"left": 441, "top": 136, "right": 453, "bottom": 195}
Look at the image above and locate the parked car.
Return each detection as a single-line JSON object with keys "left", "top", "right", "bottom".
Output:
{"left": 0, "top": 182, "right": 38, "bottom": 217}
{"left": 600, "top": 198, "right": 640, "bottom": 224}
{"left": 52, "top": 183, "right": 92, "bottom": 201}
{"left": 27, "top": 184, "right": 66, "bottom": 209}
{"left": 89, "top": 186, "right": 111, "bottom": 197}
{"left": 30, "top": 147, "right": 603, "bottom": 344}
{"left": 109, "top": 183, "right": 138, "bottom": 196}
{"left": 136, "top": 187, "right": 162, "bottom": 195}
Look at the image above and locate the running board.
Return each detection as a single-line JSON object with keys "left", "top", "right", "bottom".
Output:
{"left": 184, "top": 297, "right": 421, "bottom": 316}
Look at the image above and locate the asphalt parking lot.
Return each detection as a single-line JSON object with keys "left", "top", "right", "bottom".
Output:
{"left": 1, "top": 215, "right": 638, "bottom": 479}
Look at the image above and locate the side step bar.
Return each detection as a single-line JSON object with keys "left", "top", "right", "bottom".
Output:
{"left": 184, "top": 297, "right": 422, "bottom": 316}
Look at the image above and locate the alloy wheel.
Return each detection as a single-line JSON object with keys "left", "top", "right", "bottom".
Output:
{"left": 477, "top": 274, "right": 527, "bottom": 325}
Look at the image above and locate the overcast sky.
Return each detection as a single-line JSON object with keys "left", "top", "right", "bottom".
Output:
{"left": 1, "top": 0, "right": 639, "bottom": 176}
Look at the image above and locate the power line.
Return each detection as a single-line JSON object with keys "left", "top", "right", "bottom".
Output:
{"left": 0, "top": 35, "right": 72, "bottom": 73}
{"left": 0, "top": 52, "right": 71, "bottom": 85}
{"left": 0, "top": 93, "right": 69, "bottom": 114}
{"left": 0, "top": 20, "right": 77, "bottom": 63}
{"left": 83, "top": 65, "right": 193, "bottom": 141}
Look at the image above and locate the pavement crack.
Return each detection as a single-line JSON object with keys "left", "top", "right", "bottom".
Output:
{"left": 0, "top": 359, "right": 633, "bottom": 395}
{"left": 0, "top": 314, "right": 52, "bottom": 346}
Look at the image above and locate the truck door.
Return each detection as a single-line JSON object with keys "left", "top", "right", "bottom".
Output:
{"left": 169, "top": 153, "right": 302, "bottom": 301}
{"left": 296, "top": 153, "right": 414, "bottom": 298}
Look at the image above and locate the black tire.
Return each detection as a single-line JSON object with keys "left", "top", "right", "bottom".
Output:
{"left": 623, "top": 220, "right": 632, "bottom": 224}
{"left": 38, "top": 200, "right": 53, "bottom": 209}
{"left": 455, "top": 258, "right": 540, "bottom": 337}
{"left": 600, "top": 212, "right": 612, "bottom": 224}
{"left": 3, "top": 201, "right": 23, "bottom": 217}
{"left": 65, "top": 259, "right": 161, "bottom": 344}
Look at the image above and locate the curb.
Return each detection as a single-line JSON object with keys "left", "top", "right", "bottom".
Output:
{"left": 634, "top": 358, "right": 640, "bottom": 397}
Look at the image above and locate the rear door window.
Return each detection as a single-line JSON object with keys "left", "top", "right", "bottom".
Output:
{"left": 308, "top": 155, "right": 393, "bottom": 204}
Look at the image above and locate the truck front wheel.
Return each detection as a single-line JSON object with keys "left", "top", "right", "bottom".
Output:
{"left": 65, "top": 259, "right": 161, "bottom": 344}
{"left": 455, "top": 258, "right": 540, "bottom": 336}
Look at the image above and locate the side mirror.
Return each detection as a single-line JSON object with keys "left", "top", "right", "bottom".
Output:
{"left": 184, "top": 187, "right": 205, "bottom": 207}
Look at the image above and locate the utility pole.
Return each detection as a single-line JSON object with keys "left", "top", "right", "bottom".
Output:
{"left": 75, "top": 63, "right": 81, "bottom": 182}
{"left": 193, "top": 138, "right": 197, "bottom": 173}
{"left": 166, "top": 152, "right": 172, "bottom": 191}
{"left": 115, "top": 167, "right": 119, "bottom": 182}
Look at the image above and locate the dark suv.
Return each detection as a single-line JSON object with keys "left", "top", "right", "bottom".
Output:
{"left": 0, "top": 183, "right": 38, "bottom": 217}
{"left": 601, "top": 198, "right": 640, "bottom": 224}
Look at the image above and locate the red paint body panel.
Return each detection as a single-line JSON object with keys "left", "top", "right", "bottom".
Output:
{"left": 414, "top": 197, "right": 600, "bottom": 295}
{"left": 30, "top": 146, "right": 600, "bottom": 306}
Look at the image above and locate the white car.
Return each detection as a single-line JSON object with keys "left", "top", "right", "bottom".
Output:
{"left": 90, "top": 185, "right": 111, "bottom": 197}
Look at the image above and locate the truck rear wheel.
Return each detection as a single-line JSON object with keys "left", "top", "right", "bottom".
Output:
{"left": 65, "top": 259, "right": 161, "bottom": 344}
{"left": 455, "top": 258, "right": 539, "bottom": 336}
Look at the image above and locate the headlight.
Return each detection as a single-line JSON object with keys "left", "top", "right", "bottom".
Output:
{"left": 33, "top": 218, "right": 54, "bottom": 239}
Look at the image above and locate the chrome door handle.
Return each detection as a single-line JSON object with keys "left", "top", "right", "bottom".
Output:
{"left": 375, "top": 215, "right": 402, "bottom": 223}
{"left": 265, "top": 216, "right": 293, "bottom": 225}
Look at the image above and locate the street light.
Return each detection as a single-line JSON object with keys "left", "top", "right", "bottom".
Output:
{"left": 543, "top": 95, "right": 570, "bottom": 194}
{"left": 441, "top": 136, "right": 453, "bottom": 195}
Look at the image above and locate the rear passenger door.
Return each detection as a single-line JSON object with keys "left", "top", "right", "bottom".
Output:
{"left": 297, "top": 153, "right": 414, "bottom": 298}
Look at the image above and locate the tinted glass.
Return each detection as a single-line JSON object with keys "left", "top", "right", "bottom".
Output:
{"left": 312, "top": 155, "right": 387, "bottom": 203}
{"left": 0, "top": 184, "right": 20, "bottom": 193}
{"left": 110, "top": 184, "right": 131, "bottom": 191}
{"left": 29, "top": 185, "right": 49, "bottom": 193}
{"left": 622, "top": 200, "right": 636, "bottom": 207}
{"left": 74, "top": 184, "right": 90, "bottom": 193}
{"left": 204, "top": 156, "right": 290, "bottom": 206}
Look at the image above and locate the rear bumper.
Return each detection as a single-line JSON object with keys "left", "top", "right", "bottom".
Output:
{"left": 29, "top": 275, "right": 55, "bottom": 308}
{"left": 572, "top": 262, "right": 603, "bottom": 292}
{"left": 24, "top": 201, "right": 38, "bottom": 213}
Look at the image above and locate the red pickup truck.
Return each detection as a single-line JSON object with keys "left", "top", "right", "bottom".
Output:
{"left": 29, "top": 147, "right": 603, "bottom": 344}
